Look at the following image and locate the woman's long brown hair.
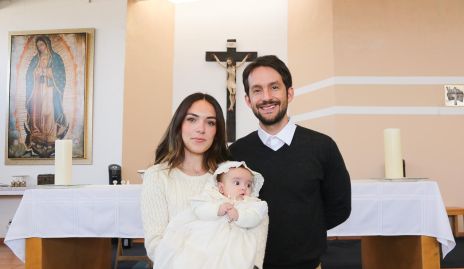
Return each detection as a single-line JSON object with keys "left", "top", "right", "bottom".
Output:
{"left": 154, "top": 92, "right": 230, "bottom": 172}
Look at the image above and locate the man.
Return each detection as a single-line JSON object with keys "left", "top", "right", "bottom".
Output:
{"left": 229, "top": 55, "right": 351, "bottom": 269}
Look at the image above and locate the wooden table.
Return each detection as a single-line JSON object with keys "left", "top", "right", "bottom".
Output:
{"left": 6, "top": 185, "right": 143, "bottom": 269}
{"left": 26, "top": 238, "right": 111, "bottom": 269}
{"left": 328, "top": 179, "right": 455, "bottom": 269}
{"left": 5, "top": 182, "right": 455, "bottom": 269}
{"left": 361, "top": 236, "right": 439, "bottom": 269}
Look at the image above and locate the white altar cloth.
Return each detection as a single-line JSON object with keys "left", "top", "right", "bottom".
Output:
{"left": 328, "top": 179, "right": 455, "bottom": 257}
{"left": 5, "top": 185, "right": 143, "bottom": 262}
{"left": 5, "top": 180, "right": 456, "bottom": 262}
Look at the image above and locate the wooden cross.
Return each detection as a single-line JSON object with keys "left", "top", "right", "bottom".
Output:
{"left": 206, "top": 39, "right": 257, "bottom": 142}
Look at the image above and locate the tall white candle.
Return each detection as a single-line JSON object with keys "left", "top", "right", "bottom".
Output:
{"left": 55, "top": 140, "right": 72, "bottom": 185}
{"left": 384, "top": 128, "right": 403, "bottom": 179}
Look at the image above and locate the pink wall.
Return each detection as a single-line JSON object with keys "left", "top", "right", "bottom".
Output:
{"left": 288, "top": 0, "right": 464, "bottom": 206}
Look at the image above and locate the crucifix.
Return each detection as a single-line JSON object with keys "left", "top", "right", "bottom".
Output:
{"left": 206, "top": 39, "right": 257, "bottom": 142}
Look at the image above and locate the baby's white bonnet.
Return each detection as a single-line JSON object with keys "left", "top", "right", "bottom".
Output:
{"left": 213, "top": 161, "right": 265, "bottom": 197}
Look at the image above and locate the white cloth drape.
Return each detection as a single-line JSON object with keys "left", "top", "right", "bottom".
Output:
{"left": 5, "top": 185, "right": 143, "bottom": 262}
{"left": 5, "top": 180, "right": 456, "bottom": 263}
{"left": 328, "top": 179, "right": 455, "bottom": 257}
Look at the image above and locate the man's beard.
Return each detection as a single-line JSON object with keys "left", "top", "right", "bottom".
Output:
{"left": 252, "top": 99, "right": 288, "bottom": 126}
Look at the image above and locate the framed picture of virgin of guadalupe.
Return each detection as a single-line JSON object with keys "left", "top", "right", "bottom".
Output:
{"left": 6, "top": 28, "right": 94, "bottom": 164}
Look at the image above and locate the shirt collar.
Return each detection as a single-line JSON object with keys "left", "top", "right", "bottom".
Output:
{"left": 258, "top": 121, "right": 297, "bottom": 148}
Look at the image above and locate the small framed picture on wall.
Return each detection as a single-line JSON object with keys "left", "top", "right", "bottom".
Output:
{"left": 444, "top": 85, "right": 464, "bottom": 107}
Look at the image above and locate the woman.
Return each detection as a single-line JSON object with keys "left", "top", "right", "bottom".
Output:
{"left": 141, "top": 92, "right": 228, "bottom": 260}
{"left": 25, "top": 35, "right": 68, "bottom": 157}
{"left": 141, "top": 92, "right": 267, "bottom": 269}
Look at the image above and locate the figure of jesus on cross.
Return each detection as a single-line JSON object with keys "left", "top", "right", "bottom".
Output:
{"left": 206, "top": 39, "right": 257, "bottom": 142}
{"left": 212, "top": 53, "right": 249, "bottom": 112}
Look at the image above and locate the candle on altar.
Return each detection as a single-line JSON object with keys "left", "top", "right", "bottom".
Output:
{"left": 55, "top": 140, "right": 72, "bottom": 185}
{"left": 383, "top": 128, "right": 403, "bottom": 179}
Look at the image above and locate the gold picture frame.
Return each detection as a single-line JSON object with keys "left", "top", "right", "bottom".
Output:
{"left": 5, "top": 28, "right": 94, "bottom": 164}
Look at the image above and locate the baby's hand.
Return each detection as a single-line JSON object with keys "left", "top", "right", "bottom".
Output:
{"left": 226, "top": 207, "right": 239, "bottom": 222}
{"left": 218, "top": 202, "right": 234, "bottom": 216}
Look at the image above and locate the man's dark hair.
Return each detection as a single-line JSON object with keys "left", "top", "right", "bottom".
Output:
{"left": 242, "top": 55, "right": 292, "bottom": 95}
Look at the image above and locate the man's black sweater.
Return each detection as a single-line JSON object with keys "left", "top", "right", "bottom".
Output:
{"left": 229, "top": 126, "right": 351, "bottom": 269}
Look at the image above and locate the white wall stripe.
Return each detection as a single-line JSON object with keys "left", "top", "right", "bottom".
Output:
{"left": 295, "top": 76, "right": 464, "bottom": 96}
{"left": 290, "top": 106, "right": 464, "bottom": 123}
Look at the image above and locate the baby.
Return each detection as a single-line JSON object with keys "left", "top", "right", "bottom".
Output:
{"left": 154, "top": 161, "right": 268, "bottom": 269}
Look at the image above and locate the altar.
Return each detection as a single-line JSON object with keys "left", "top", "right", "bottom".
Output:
{"left": 328, "top": 179, "right": 455, "bottom": 269}
{"left": 4, "top": 180, "right": 455, "bottom": 269}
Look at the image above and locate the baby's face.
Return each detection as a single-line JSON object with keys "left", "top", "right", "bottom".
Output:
{"left": 218, "top": 167, "right": 253, "bottom": 200}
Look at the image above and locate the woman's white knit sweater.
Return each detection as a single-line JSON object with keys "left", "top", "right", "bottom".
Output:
{"left": 140, "top": 163, "right": 268, "bottom": 269}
